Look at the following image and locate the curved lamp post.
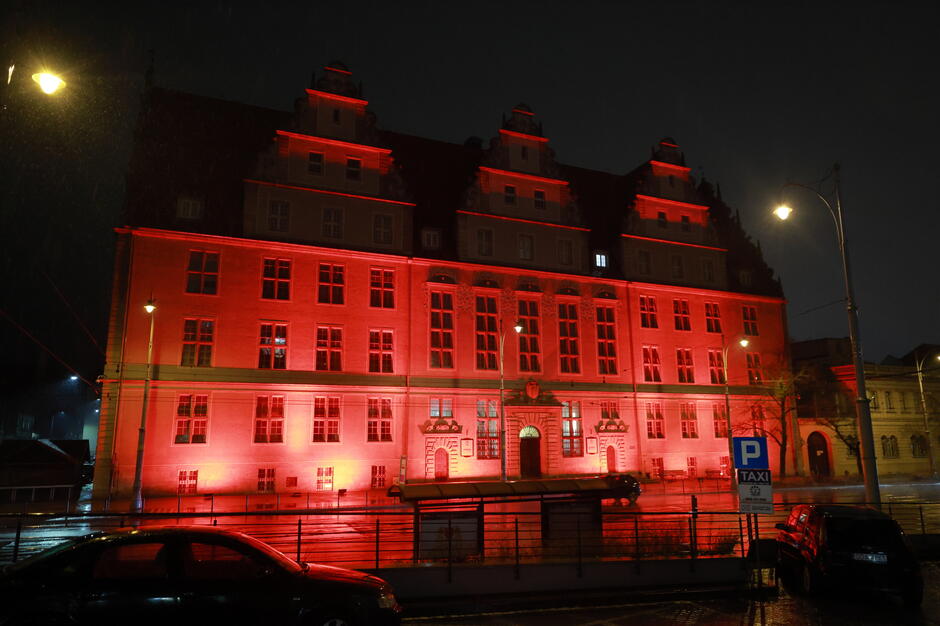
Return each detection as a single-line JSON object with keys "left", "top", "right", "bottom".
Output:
{"left": 775, "top": 163, "right": 881, "bottom": 506}
{"left": 723, "top": 337, "right": 750, "bottom": 489}
{"left": 914, "top": 351, "right": 940, "bottom": 478}
{"left": 131, "top": 298, "right": 156, "bottom": 513}
{"left": 498, "top": 320, "right": 523, "bottom": 481}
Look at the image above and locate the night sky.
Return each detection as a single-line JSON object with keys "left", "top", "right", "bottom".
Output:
{"left": 5, "top": 0, "right": 940, "bottom": 397}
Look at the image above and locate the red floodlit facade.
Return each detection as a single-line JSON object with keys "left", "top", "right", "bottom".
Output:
{"left": 94, "top": 64, "right": 787, "bottom": 499}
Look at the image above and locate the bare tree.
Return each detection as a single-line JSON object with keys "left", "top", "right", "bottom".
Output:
{"left": 797, "top": 363, "right": 862, "bottom": 477}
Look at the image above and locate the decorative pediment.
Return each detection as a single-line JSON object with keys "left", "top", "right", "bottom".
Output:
{"left": 504, "top": 379, "right": 562, "bottom": 406}
{"left": 596, "top": 418, "right": 629, "bottom": 433}
{"left": 420, "top": 419, "right": 462, "bottom": 434}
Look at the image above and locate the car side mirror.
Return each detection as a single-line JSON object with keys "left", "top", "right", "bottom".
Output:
{"left": 774, "top": 523, "right": 789, "bottom": 531}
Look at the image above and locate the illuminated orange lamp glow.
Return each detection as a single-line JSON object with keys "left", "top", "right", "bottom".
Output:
{"left": 32, "top": 71, "right": 65, "bottom": 94}
{"left": 773, "top": 205, "right": 793, "bottom": 220}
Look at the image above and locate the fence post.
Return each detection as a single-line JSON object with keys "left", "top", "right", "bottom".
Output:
{"left": 295, "top": 519, "right": 302, "bottom": 564}
{"left": 514, "top": 516, "right": 520, "bottom": 580}
{"left": 633, "top": 514, "right": 641, "bottom": 574}
{"left": 576, "top": 515, "right": 583, "bottom": 578}
{"left": 688, "top": 516, "right": 696, "bottom": 572}
{"left": 447, "top": 517, "right": 453, "bottom": 583}
{"left": 210, "top": 494, "right": 215, "bottom": 524}
{"left": 177, "top": 495, "right": 181, "bottom": 514}
{"left": 920, "top": 506, "right": 927, "bottom": 535}
{"left": 12, "top": 517, "right": 22, "bottom": 563}
{"left": 375, "top": 518, "right": 381, "bottom": 569}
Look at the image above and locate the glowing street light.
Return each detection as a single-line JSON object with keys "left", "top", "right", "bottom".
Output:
{"left": 69, "top": 375, "right": 79, "bottom": 382}
{"left": 131, "top": 298, "right": 157, "bottom": 513}
{"left": 31, "top": 71, "right": 66, "bottom": 95}
{"left": 722, "top": 336, "right": 751, "bottom": 488}
{"left": 773, "top": 205, "right": 793, "bottom": 221}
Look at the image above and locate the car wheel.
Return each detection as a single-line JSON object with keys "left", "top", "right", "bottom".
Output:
{"left": 800, "top": 563, "right": 817, "bottom": 595}
{"left": 317, "top": 614, "right": 354, "bottom": 626}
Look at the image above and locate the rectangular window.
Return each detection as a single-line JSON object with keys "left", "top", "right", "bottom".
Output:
{"left": 671, "top": 255, "right": 684, "bottom": 279}
{"left": 346, "top": 157, "right": 361, "bottom": 181}
{"left": 258, "top": 323, "right": 288, "bottom": 369}
{"left": 175, "top": 394, "right": 208, "bottom": 444}
{"left": 651, "top": 457, "right": 665, "bottom": 478}
{"left": 367, "top": 398, "right": 393, "bottom": 442}
{"left": 268, "top": 200, "right": 290, "bottom": 232}
{"left": 316, "top": 467, "right": 334, "bottom": 491}
{"left": 646, "top": 403, "right": 664, "bottom": 439}
{"left": 713, "top": 404, "right": 728, "bottom": 438}
{"left": 371, "top": 465, "right": 387, "bottom": 489}
{"left": 518, "top": 299, "right": 541, "bottom": 372}
{"left": 504, "top": 184, "right": 516, "bottom": 205}
{"left": 373, "top": 214, "right": 393, "bottom": 244}
{"left": 177, "top": 196, "right": 203, "bottom": 220}
{"left": 884, "top": 391, "right": 894, "bottom": 410}
{"left": 369, "top": 268, "right": 394, "bottom": 308}
{"left": 312, "top": 397, "right": 340, "bottom": 442}
{"left": 476, "top": 399, "right": 499, "bottom": 459}
{"left": 676, "top": 348, "right": 694, "bottom": 383}
{"left": 596, "top": 306, "right": 617, "bottom": 375}
{"left": 594, "top": 252, "right": 608, "bottom": 268}
{"left": 368, "top": 330, "right": 394, "bottom": 373}
{"left": 186, "top": 251, "right": 219, "bottom": 295}
{"left": 315, "top": 326, "right": 343, "bottom": 371}
{"left": 257, "top": 468, "right": 275, "bottom": 493}
{"left": 639, "top": 295, "right": 658, "bottom": 328}
{"left": 708, "top": 349, "right": 725, "bottom": 384}
{"left": 178, "top": 470, "right": 198, "bottom": 495}
{"left": 746, "top": 353, "right": 762, "bottom": 384}
{"left": 308, "top": 151, "right": 323, "bottom": 175}
{"left": 558, "top": 239, "right": 573, "bottom": 265}
{"left": 687, "top": 456, "right": 698, "bottom": 478}
{"left": 705, "top": 302, "right": 722, "bottom": 333}
{"left": 637, "top": 249, "right": 651, "bottom": 275}
{"left": 422, "top": 228, "right": 441, "bottom": 250}
{"left": 317, "top": 263, "right": 345, "bottom": 304}
{"left": 600, "top": 400, "right": 619, "bottom": 420}
{"left": 680, "top": 403, "right": 698, "bottom": 438}
{"left": 322, "top": 207, "right": 344, "bottom": 238}
{"left": 261, "top": 258, "right": 291, "bottom": 300}
{"left": 657, "top": 211, "right": 667, "bottom": 228}
{"left": 181, "top": 319, "right": 214, "bottom": 367}
{"left": 702, "top": 259, "right": 715, "bottom": 282}
{"left": 534, "top": 189, "right": 546, "bottom": 210}
{"left": 429, "top": 291, "right": 455, "bottom": 368}
{"left": 743, "top": 306, "right": 759, "bottom": 336}
{"left": 478, "top": 229, "right": 494, "bottom": 256}
{"left": 254, "top": 396, "right": 285, "bottom": 443}
{"left": 475, "top": 295, "right": 498, "bottom": 370}
{"left": 673, "top": 299, "right": 691, "bottom": 331}
{"left": 431, "top": 398, "right": 453, "bottom": 419}
{"left": 642, "top": 345, "right": 662, "bottom": 382}
{"left": 561, "top": 401, "right": 583, "bottom": 457}
{"left": 558, "top": 302, "right": 580, "bottom": 374}
{"left": 518, "top": 234, "right": 534, "bottom": 260}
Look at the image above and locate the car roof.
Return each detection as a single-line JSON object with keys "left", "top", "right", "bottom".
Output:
{"left": 805, "top": 505, "right": 893, "bottom": 520}
{"left": 82, "top": 525, "right": 253, "bottom": 543}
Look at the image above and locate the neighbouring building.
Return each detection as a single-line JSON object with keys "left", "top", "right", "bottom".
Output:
{"left": 93, "top": 63, "right": 789, "bottom": 499}
{"left": 793, "top": 338, "right": 940, "bottom": 479}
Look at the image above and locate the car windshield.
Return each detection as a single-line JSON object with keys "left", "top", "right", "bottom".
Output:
{"left": 230, "top": 532, "right": 304, "bottom": 572}
{"left": 825, "top": 517, "right": 903, "bottom": 551}
{"left": 3, "top": 534, "right": 91, "bottom": 573}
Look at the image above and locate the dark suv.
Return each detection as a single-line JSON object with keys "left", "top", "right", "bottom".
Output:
{"left": 775, "top": 504, "right": 923, "bottom": 607}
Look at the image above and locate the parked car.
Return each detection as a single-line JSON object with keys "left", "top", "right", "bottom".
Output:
{"left": 0, "top": 526, "right": 402, "bottom": 626}
{"left": 775, "top": 504, "right": 923, "bottom": 607}
{"left": 603, "top": 473, "right": 642, "bottom": 505}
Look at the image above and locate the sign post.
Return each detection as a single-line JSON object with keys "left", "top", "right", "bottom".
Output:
{"left": 732, "top": 437, "right": 773, "bottom": 515}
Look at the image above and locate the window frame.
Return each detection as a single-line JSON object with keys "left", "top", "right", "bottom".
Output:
{"left": 557, "top": 300, "right": 581, "bottom": 374}
{"left": 185, "top": 250, "right": 220, "bottom": 295}
{"left": 261, "top": 258, "right": 291, "bottom": 301}
{"left": 257, "top": 322, "right": 288, "bottom": 370}
{"left": 173, "top": 393, "right": 209, "bottom": 445}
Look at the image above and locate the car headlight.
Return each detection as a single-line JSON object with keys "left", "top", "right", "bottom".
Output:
{"left": 377, "top": 589, "right": 398, "bottom": 609}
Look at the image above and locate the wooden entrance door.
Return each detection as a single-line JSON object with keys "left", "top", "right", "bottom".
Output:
{"left": 606, "top": 446, "right": 617, "bottom": 473}
{"left": 519, "top": 426, "right": 541, "bottom": 478}
{"left": 807, "top": 431, "right": 831, "bottom": 478}
{"left": 434, "top": 448, "right": 449, "bottom": 481}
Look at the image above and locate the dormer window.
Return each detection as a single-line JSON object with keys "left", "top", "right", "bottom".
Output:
{"left": 308, "top": 152, "right": 324, "bottom": 175}
{"left": 422, "top": 228, "right": 441, "bottom": 250}
{"left": 681, "top": 215, "right": 690, "bottom": 232}
{"left": 657, "top": 211, "right": 667, "bottom": 228}
{"left": 504, "top": 185, "right": 517, "bottom": 205}
{"left": 534, "top": 189, "right": 546, "bottom": 210}
{"left": 346, "top": 157, "right": 361, "bottom": 181}
{"left": 594, "top": 251, "right": 608, "bottom": 269}
{"left": 177, "top": 196, "right": 204, "bottom": 220}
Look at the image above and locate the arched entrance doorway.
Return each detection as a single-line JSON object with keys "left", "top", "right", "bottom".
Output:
{"left": 606, "top": 446, "right": 617, "bottom": 473}
{"left": 807, "top": 431, "right": 831, "bottom": 478}
{"left": 434, "top": 448, "right": 449, "bottom": 480}
{"left": 519, "top": 426, "right": 541, "bottom": 478}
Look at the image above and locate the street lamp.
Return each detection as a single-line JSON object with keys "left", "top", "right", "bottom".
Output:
{"left": 775, "top": 163, "right": 881, "bottom": 506}
{"left": 723, "top": 337, "right": 749, "bottom": 488}
{"left": 914, "top": 351, "right": 940, "bottom": 478}
{"left": 498, "top": 320, "right": 524, "bottom": 482}
{"left": 131, "top": 298, "right": 157, "bottom": 513}
{"left": 31, "top": 71, "right": 66, "bottom": 95}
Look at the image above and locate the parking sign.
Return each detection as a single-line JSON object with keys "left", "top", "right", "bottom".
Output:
{"left": 732, "top": 437, "right": 768, "bottom": 470}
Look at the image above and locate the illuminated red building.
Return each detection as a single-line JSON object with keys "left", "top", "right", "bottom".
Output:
{"left": 93, "top": 64, "right": 787, "bottom": 499}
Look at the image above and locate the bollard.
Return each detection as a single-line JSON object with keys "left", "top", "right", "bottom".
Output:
{"left": 12, "top": 517, "right": 22, "bottom": 563}
{"left": 296, "top": 519, "right": 302, "bottom": 564}
{"left": 374, "top": 518, "right": 381, "bottom": 569}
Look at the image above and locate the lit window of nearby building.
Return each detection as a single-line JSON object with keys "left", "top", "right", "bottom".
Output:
{"left": 561, "top": 401, "right": 583, "bottom": 457}
{"left": 673, "top": 299, "right": 691, "bottom": 331}
{"left": 254, "top": 396, "right": 284, "bottom": 443}
{"left": 367, "top": 398, "right": 393, "bottom": 442}
{"left": 316, "top": 467, "right": 334, "bottom": 491}
{"left": 373, "top": 214, "right": 393, "bottom": 244}
{"left": 680, "top": 403, "right": 698, "bottom": 438}
{"left": 743, "top": 305, "right": 759, "bottom": 336}
{"left": 478, "top": 229, "right": 494, "bottom": 256}
{"left": 881, "top": 434, "right": 899, "bottom": 459}
{"left": 518, "top": 234, "right": 534, "bottom": 260}
{"left": 476, "top": 399, "right": 499, "bottom": 459}
{"left": 475, "top": 296, "right": 498, "bottom": 370}
{"left": 637, "top": 250, "right": 652, "bottom": 275}
{"left": 639, "top": 295, "right": 658, "bottom": 328}
{"left": 657, "top": 211, "right": 667, "bottom": 228}
{"left": 681, "top": 215, "right": 691, "bottom": 232}
{"left": 175, "top": 395, "right": 208, "bottom": 444}
{"left": 708, "top": 349, "right": 725, "bottom": 384}
{"left": 534, "top": 189, "right": 546, "bottom": 210}
{"left": 261, "top": 258, "right": 291, "bottom": 300}
{"left": 676, "top": 348, "right": 694, "bottom": 383}
{"left": 702, "top": 259, "right": 715, "bottom": 282}
{"left": 371, "top": 465, "right": 387, "bottom": 488}
{"left": 317, "top": 263, "right": 345, "bottom": 304}
{"left": 558, "top": 302, "right": 580, "bottom": 374}
{"left": 346, "top": 157, "right": 361, "bottom": 181}
{"left": 642, "top": 345, "right": 662, "bottom": 382}
{"left": 746, "top": 353, "right": 762, "bottom": 385}
{"left": 422, "top": 228, "right": 441, "bottom": 250}
{"left": 322, "top": 207, "right": 344, "bottom": 238}
{"left": 671, "top": 255, "right": 684, "bottom": 279}
{"left": 177, "top": 196, "right": 204, "bottom": 220}
{"left": 646, "top": 403, "right": 664, "bottom": 439}
{"left": 315, "top": 325, "right": 343, "bottom": 371}
{"left": 313, "top": 397, "right": 340, "bottom": 442}
{"left": 369, "top": 268, "right": 394, "bottom": 308}
{"left": 186, "top": 250, "right": 219, "bottom": 295}
{"left": 518, "top": 300, "right": 541, "bottom": 372}
{"left": 308, "top": 151, "right": 323, "bottom": 175}
{"left": 705, "top": 302, "right": 722, "bottom": 333}
{"left": 368, "top": 330, "right": 393, "bottom": 373}
{"left": 268, "top": 200, "right": 290, "bottom": 232}
{"left": 558, "top": 239, "right": 573, "bottom": 265}
{"left": 596, "top": 306, "right": 617, "bottom": 375}
{"left": 178, "top": 470, "right": 198, "bottom": 495}
{"left": 181, "top": 319, "right": 214, "bottom": 367}
{"left": 712, "top": 404, "right": 728, "bottom": 438}
{"left": 257, "top": 468, "right": 275, "bottom": 493}
{"left": 594, "top": 251, "right": 608, "bottom": 268}
{"left": 258, "top": 323, "right": 288, "bottom": 369}
{"left": 504, "top": 185, "right": 517, "bottom": 205}
{"left": 429, "top": 291, "right": 455, "bottom": 368}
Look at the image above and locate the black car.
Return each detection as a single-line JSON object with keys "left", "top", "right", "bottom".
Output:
{"left": 603, "top": 473, "right": 642, "bottom": 505}
{"left": 0, "top": 526, "right": 402, "bottom": 626}
{"left": 775, "top": 504, "right": 923, "bottom": 607}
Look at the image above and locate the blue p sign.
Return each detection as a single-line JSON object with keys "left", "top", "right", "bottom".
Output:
{"left": 733, "top": 437, "right": 769, "bottom": 470}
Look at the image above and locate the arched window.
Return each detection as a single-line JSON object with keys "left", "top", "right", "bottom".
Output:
{"left": 882, "top": 435, "right": 899, "bottom": 459}
{"left": 911, "top": 434, "right": 928, "bottom": 458}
